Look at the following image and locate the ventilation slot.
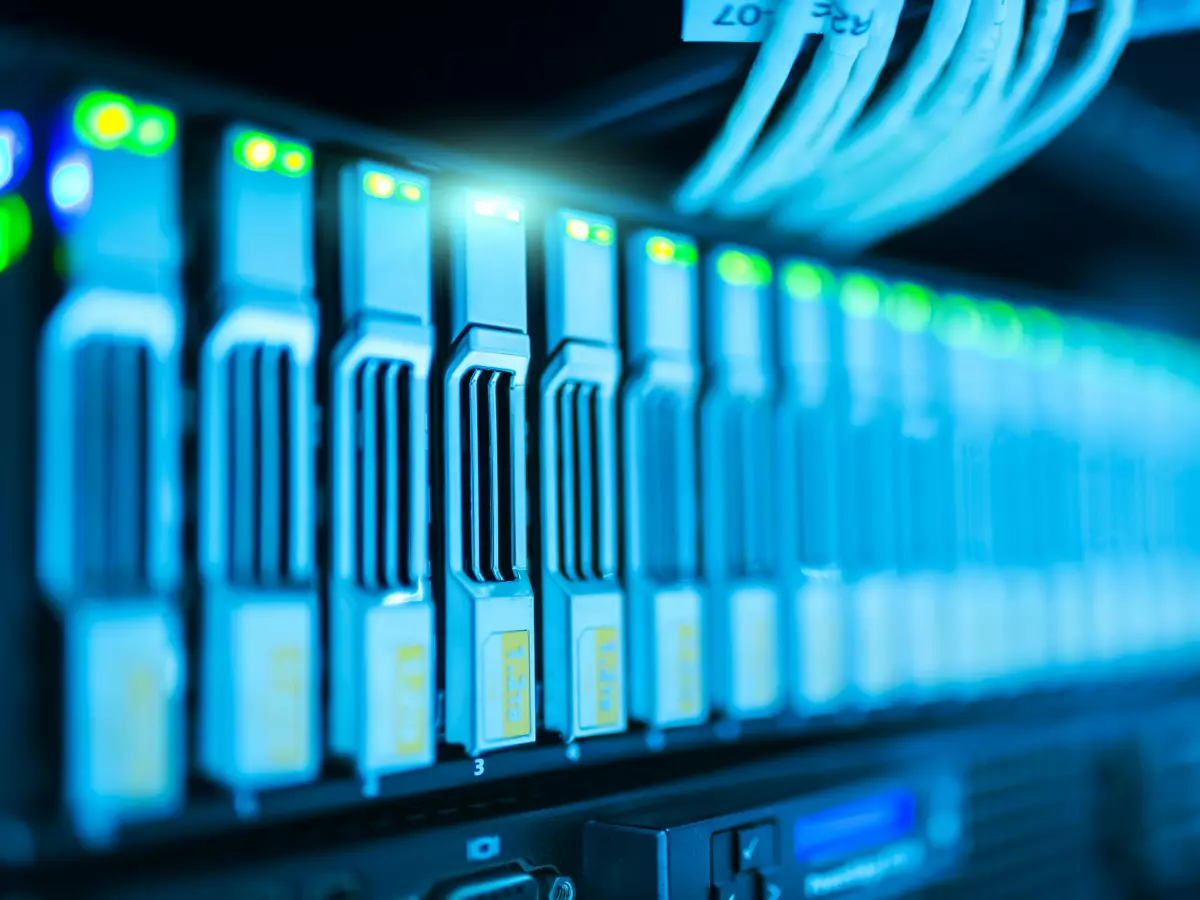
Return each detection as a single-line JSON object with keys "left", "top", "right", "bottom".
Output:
{"left": 638, "top": 390, "right": 695, "bottom": 584}
{"left": 460, "top": 367, "right": 516, "bottom": 584}
{"left": 720, "top": 400, "right": 772, "bottom": 578}
{"left": 353, "top": 360, "right": 415, "bottom": 591}
{"left": 554, "top": 381, "right": 611, "bottom": 582}
{"left": 74, "top": 341, "right": 150, "bottom": 594}
{"left": 226, "top": 344, "right": 300, "bottom": 587}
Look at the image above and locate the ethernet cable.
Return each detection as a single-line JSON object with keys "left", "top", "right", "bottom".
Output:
{"left": 773, "top": 0, "right": 1010, "bottom": 232}
{"left": 822, "top": 0, "right": 1070, "bottom": 247}
{"left": 774, "top": 0, "right": 974, "bottom": 230}
{"left": 674, "top": 0, "right": 824, "bottom": 215}
{"left": 715, "top": 0, "right": 896, "bottom": 213}
{"left": 821, "top": 0, "right": 1136, "bottom": 250}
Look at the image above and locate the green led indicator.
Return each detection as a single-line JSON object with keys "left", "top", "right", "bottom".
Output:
{"left": 398, "top": 182, "right": 422, "bottom": 202}
{"left": 276, "top": 142, "right": 312, "bottom": 177}
{"left": 674, "top": 242, "right": 698, "bottom": 267}
{"left": 884, "top": 282, "right": 934, "bottom": 333}
{"left": 840, "top": 273, "right": 882, "bottom": 318}
{"left": 128, "top": 105, "right": 176, "bottom": 156}
{"left": 783, "top": 261, "right": 830, "bottom": 302}
{"left": 1018, "top": 306, "right": 1063, "bottom": 365}
{"left": 716, "top": 249, "right": 771, "bottom": 287}
{"left": 590, "top": 224, "right": 614, "bottom": 245}
{"left": 717, "top": 250, "right": 754, "bottom": 286}
{"left": 0, "top": 194, "right": 32, "bottom": 274}
{"left": 980, "top": 301, "right": 1022, "bottom": 357}
{"left": 932, "top": 294, "right": 983, "bottom": 347}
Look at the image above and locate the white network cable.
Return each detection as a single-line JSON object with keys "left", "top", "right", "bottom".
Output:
{"left": 822, "top": 0, "right": 1136, "bottom": 250}
{"left": 673, "top": 0, "right": 823, "bottom": 215}
{"left": 774, "top": 0, "right": 1010, "bottom": 232}
{"left": 775, "top": 0, "right": 974, "bottom": 230}
{"left": 821, "top": 0, "right": 1040, "bottom": 239}
{"left": 715, "top": 0, "right": 895, "bottom": 213}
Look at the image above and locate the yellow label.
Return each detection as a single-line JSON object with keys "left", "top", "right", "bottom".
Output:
{"left": 269, "top": 646, "right": 304, "bottom": 766}
{"left": 500, "top": 630, "right": 531, "bottom": 739}
{"left": 593, "top": 627, "right": 620, "bottom": 728}
{"left": 394, "top": 644, "right": 427, "bottom": 757}
{"left": 125, "top": 666, "right": 164, "bottom": 797}
{"left": 677, "top": 623, "right": 700, "bottom": 716}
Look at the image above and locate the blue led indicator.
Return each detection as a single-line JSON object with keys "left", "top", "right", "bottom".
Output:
{"left": 50, "top": 154, "right": 93, "bottom": 214}
{"left": 0, "top": 111, "right": 31, "bottom": 194}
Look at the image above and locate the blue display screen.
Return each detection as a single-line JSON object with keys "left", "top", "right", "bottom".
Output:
{"left": 793, "top": 788, "right": 918, "bottom": 864}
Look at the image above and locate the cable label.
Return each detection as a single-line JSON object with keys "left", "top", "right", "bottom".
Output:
{"left": 683, "top": 0, "right": 779, "bottom": 41}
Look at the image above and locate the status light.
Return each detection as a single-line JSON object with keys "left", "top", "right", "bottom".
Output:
{"left": 0, "top": 194, "right": 32, "bottom": 274}
{"left": 1020, "top": 307, "right": 1064, "bottom": 365}
{"left": 566, "top": 218, "right": 590, "bottom": 241}
{"left": 278, "top": 143, "right": 312, "bottom": 177}
{"left": 0, "top": 111, "right": 31, "bottom": 194}
{"left": 933, "top": 294, "right": 983, "bottom": 347}
{"left": 474, "top": 198, "right": 497, "bottom": 217}
{"left": 49, "top": 154, "right": 93, "bottom": 213}
{"left": 886, "top": 283, "right": 934, "bottom": 333}
{"left": 716, "top": 249, "right": 770, "bottom": 287}
{"left": 590, "top": 224, "right": 614, "bottom": 245}
{"left": 74, "top": 91, "right": 135, "bottom": 149}
{"left": 783, "top": 261, "right": 830, "bottom": 302}
{"left": 129, "top": 105, "right": 176, "bottom": 157}
{"left": 364, "top": 171, "right": 396, "bottom": 199}
{"left": 981, "top": 301, "right": 1022, "bottom": 357}
{"left": 646, "top": 235, "right": 675, "bottom": 264}
{"left": 674, "top": 242, "right": 698, "bottom": 266}
{"left": 840, "top": 273, "right": 882, "bottom": 318}
{"left": 235, "top": 131, "right": 277, "bottom": 170}
{"left": 399, "top": 182, "right": 422, "bottom": 202}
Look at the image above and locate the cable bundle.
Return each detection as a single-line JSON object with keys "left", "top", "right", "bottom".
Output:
{"left": 675, "top": 0, "right": 1136, "bottom": 251}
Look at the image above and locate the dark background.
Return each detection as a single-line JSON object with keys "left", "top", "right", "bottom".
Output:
{"left": 4, "top": 2, "right": 1200, "bottom": 327}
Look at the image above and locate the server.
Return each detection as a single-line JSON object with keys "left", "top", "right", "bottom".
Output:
{"left": 535, "top": 210, "right": 626, "bottom": 740}
{"left": 886, "top": 281, "right": 956, "bottom": 699}
{"left": 836, "top": 272, "right": 904, "bottom": 704}
{"left": 985, "top": 301, "right": 1052, "bottom": 688}
{"left": 328, "top": 163, "right": 436, "bottom": 788}
{"left": 935, "top": 294, "right": 1007, "bottom": 694}
{"left": 699, "top": 245, "right": 784, "bottom": 719}
{"left": 620, "top": 231, "right": 707, "bottom": 729}
{"left": 438, "top": 190, "right": 536, "bottom": 755}
{"left": 197, "top": 125, "right": 321, "bottom": 809}
{"left": 776, "top": 260, "right": 846, "bottom": 713}
{"left": 38, "top": 88, "right": 187, "bottom": 843}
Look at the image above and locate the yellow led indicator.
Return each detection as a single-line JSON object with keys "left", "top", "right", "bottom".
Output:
{"left": 244, "top": 136, "right": 276, "bottom": 169}
{"left": 566, "top": 217, "right": 591, "bottom": 241}
{"left": 92, "top": 102, "right": 133, "bottom": 142}
{"left": 124, "top": 666, "right": 165, "bottom": 798}
{"left": 504, "top": 208, "right": 520, "bottom": 222}
{"left": 646, "top": 235, "right": 675, "bottom": 264}
{"left": 593, "top": 627, "right": 621, "bottom": 728}
{"left": 268, "top": 646, "right": 304, "bottom": 766}
{"left": 136, "top": 117, "right": 164, "bottom": 146}
{"left": 677, "top": 623, "right": 700, "bottom": 716}
{"left": 399, "top": 182, "right": 422, "bottom": 202}
{"left": 394, "top": 644, "right": 427, "bottom": 756}
{"left": 281, "top": 150, "right": 305, "bottom": 173}
{"left": 500, "top": 630, "right": 531, "bottom": 739}
{"left": 364, "top": 171, "right": 396, "bottom": 199}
